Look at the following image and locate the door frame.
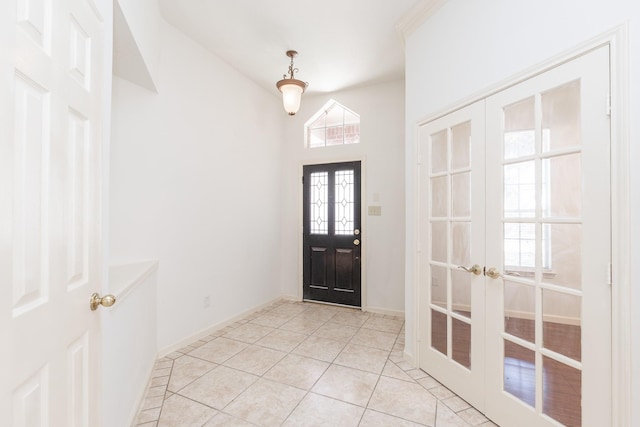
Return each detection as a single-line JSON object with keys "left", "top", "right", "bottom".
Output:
{"left": 410, "top": 25, "right": 631, "bottom": 425}
{"left": 298, "top": 157, "right": 367, "bottom": 310}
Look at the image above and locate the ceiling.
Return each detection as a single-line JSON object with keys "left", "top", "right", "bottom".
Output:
{"left": 157, "top": 0, "right": 428, "bottom": 96}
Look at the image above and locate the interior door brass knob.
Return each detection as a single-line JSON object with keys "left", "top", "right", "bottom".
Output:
{"left": 486, "top": 267, "right": 503, "bottom": 279}
{"left": 90, "top": 293, "right": 116, "bottom": 311}
{"left": 458, "top": 264, "right": 482, "bottom": 275}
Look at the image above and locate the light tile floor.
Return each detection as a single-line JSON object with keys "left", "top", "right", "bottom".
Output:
{"left": 135, "top": 300, "right": 498, "bottom": 427}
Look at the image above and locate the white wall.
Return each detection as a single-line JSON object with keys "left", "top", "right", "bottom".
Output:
{"left": 404, "top": 0, "right": 639, "bottom": 421}
{"left": 115, "top": 0, "right": 161, "bottom": 90}
{"left": 102, "top": 263, "right": 157, "bottom": 427}
{"left": 110, "top": 19, "right": 286, "bottom": 350}
{"left": 280, "top": 80, "right": 406, "bottom": 314}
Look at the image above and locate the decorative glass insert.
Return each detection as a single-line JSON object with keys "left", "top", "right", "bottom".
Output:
{"left": 310, "top": 172, "right": 328, "bottom": 235}
{"left": 334, "top": 170, "right": 355, "bottom": 235}
{"left": 306, "top": 100, "right": 360, "bottom": 148}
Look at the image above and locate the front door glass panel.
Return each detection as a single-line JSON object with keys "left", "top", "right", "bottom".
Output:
{"left": 309, "top": 172, "right": 328, "bottom": 235}
{"left": 335, "top": 170, "right": 355, "bottom": 235}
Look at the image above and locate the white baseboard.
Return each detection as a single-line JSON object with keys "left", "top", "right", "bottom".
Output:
{"left": 128, "top": 351, "right": 159, "bottom": 427}
{"left": 364, "top": 306, "right": 405, "bottom": 318}
{"left": 158, "top": 296, "right": 286, "bottom": 358}
{"left": 403, "top": 350, "right": 417, "bottom": 368}
{"left": 157, "top": 296, "right": 408, "bottom": 357}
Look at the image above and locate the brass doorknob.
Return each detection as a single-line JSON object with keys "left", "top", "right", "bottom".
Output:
{"left": 90, "top": 293, "right": 116, "bottom": 311}
{"left": 486, "top": 268, "right": 503, "bottom": 279}
{"left": 353, "top": 239, "right": 360, "bottom": 246}
{"left": 458, "top": 264, "right": 482, "bottom": 275}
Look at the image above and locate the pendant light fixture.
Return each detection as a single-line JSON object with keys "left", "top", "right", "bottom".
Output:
{"left": 276, "top": 50, "right": 308, "bottom": 115}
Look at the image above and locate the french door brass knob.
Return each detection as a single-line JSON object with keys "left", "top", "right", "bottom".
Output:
{"left": 90, "top": 293, "right": 116, "bottom": 311}
{"left": 486, "top": 267, "right": 503, "bottom": 279}
{"left": 459, "top": 264, "right": 482, "bottom": 275}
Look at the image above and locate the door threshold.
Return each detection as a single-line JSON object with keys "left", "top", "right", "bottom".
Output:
{"left": 303, "top": 299, "right": 362, "bottom": 311}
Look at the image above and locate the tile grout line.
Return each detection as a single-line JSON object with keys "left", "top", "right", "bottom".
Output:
{"left": 137, "top": 301, "right": 478, "bottom": 426}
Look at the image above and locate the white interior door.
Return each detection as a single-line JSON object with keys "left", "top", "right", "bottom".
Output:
{"left": 418, "top": 101, "right": 486, "bottom": 411}
{"left": 484, "top": 45, "right": 611, "bottom": 427}
{"left": 0, "top": 0, "right": 106, "bottom": 425}
{"left": 418, "top": 45, "right": 611, "bottom": 426}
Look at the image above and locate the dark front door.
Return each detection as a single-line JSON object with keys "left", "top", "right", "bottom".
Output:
{"left": 303, "top": 161, "right": 361, "bottom": 307}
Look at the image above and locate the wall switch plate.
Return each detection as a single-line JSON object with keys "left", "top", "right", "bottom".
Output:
{"left": 368, "top": 205, "right": 382, "bottom": 216}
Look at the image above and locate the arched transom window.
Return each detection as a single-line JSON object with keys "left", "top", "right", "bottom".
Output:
{"left": 305, "top": 100, "right": 360, "bottom": 148}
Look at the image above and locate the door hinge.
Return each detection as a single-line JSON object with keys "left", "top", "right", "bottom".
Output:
{"left": 606, "top": 94, "right": 612, "bottom": 116}
{"left": 302, "top": 176, "right": 304, "bottom": 185}
{"left": 608, "top": 263, "right": 612, "bottom": 286}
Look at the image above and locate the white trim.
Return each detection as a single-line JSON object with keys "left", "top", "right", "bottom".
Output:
{"left": 107, "top": 260, "right": 158, "bottom": 305}
{"left": 395, "top": 0, "right": 449, "bottom": 42}
{"left": 298, "top": 157, "right": 367, "bottom": 311}
{"left": 410, "top": 111, "right": 422, "bottom": 370}
{"left": 157, "top": 296, "right": 285, "bottom": 357}
{"left": 128, "top": 357, "right": 158, "bottom": 427}
{"left": 364, "top": 306, "right": 405, "bottom": 318}
{"left": 403, "top": 349, "right": 416, "bottom": 368}
{"left": 410, "top": 25, "right": 630, "bottom": 425}
{"left": 609, "top": 23, "right": 631, "bottom": 427}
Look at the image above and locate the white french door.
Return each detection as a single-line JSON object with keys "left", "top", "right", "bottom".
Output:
{"left": 418, "top": 100, "right": 486, "bottom": 410}
{"left": 0, "top": 0, "right": 106, "bottom": 425}
{"left": 418, "top": 45, "right": 611, "bottom": 426}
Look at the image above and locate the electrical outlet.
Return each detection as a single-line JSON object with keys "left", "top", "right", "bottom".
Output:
{"left": 203, "top": 296, "right": 211, "bottom": 308}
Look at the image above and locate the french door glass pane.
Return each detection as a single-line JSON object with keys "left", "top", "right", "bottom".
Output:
{"left": 504, "top": 161, "right": 535, "bottom": 218}
{"left": 451, "top": 172, "right": 470, "bottom": 217}
{"left": 541, "top": 80, "right": 581, "bottom": 152}
{"left": 504, "top": 97, "right": 535, "bottom": 160}
{"left": 451, "top": 121, "right": 471, "bottom": 169}
{"left": 543, "top": 289, "right": 581, "bottom": 361}
{"left": 452, "top": 318, "right": 471, "bottom": 369}
{"left": 504, "top": 223, "right": 535, "bottom": 269}
{"left": 542, "top": 154, "right": 582, "bottom": 218}
{"left": 503, "top": 340, "right": 535, "bottom": 408}
{"left": 451, "top": 268, "right": 471, "bottom": 319}
{"left": 431, "top": 176, "right": 448, "bottom": 217}
{"left": 544, "top": 223, "right": 582, "bottom": 290}
{"left": 310, "top": 172, "right": 328, "bottom": 234}
{"left": 431, "top": 221, "right": 447, "bottom": 263}
{"left": 543, "top": 356, "right": 582, "bottom": 426}
{"left": 431, "top": 310, "right": 447, "bottom": 356}
{"left": 431, "top": 130, "right": 448, "bottom": 173}
{"left": 431, "top": 265, "right": 447, "bottom": 310}
{"left": 334, "top": 170, "right": 354, "bottom": 235}
{"left": 504, "top": 280, "right": 535, "bottom": 344}
{"left": 451, "top": 222, "right": 470, "bottom": 267}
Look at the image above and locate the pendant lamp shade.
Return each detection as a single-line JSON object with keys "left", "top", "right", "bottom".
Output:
{"left": 276, "top": 50, "right": 308, "bottom": 115}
